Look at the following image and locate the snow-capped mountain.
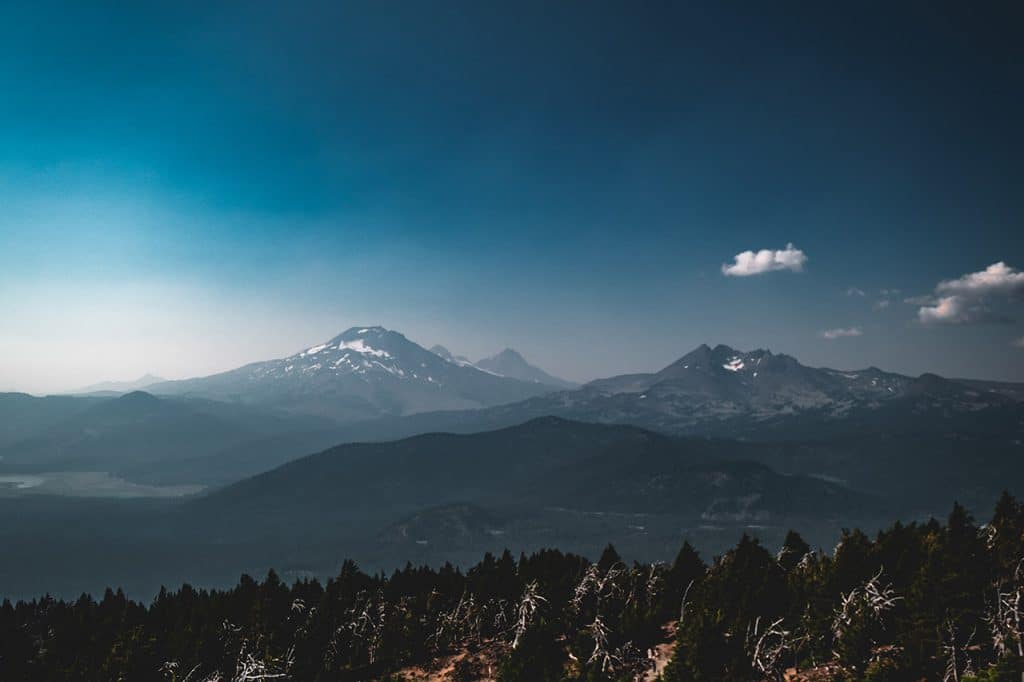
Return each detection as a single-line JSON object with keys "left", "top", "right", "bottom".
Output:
{"left": 149, "top": 327, "right": 555, "bottom": 422}
{"left": 474, "top": 348, "right": 578, "bottom": 389}
{"left": 420, "top": 343, "right": 1020, "bottom": 439}
{"left": 589, "top": 344, "right": 916, "bottom": 412}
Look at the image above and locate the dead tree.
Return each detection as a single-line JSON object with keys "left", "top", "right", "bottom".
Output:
{"left": 572, "top": 563, "right": 625, "bottom": 614}
{"left": 163, "top": 631, "right": 294, "bottom": 682}
{"left": 942, "top": 620, "right": 976, "bottom": 682}
{"left": 679, "top": 579, "right": 695, "bottom": 625}
{"left": 831, "top": 567, "right": 902, "bottom": 670}
{"left": 346, "top": 589, "right": 389, "bottom": 665}
{"left": 429, "top": 592, "right": 481, "bottom": 651}
{"left": 987, "top": 558, "right": 1024, "bottom": 660}
{"left": 231, "top": 639, "right": 294, "bottom": 681}
{"left": 511, "top": 581, "right": 547, "bottom": 649}
{"left": 587, "top": 614, "right": 616, "bottom": 672}
{"left": 745, "top": 616, "right": 793, "bottom": 681}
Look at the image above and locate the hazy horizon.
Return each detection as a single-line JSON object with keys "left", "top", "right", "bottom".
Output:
{"left": 4, "top": 323, "right": 1022, "bottom": 397}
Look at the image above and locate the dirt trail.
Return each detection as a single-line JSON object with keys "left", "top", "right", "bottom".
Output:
{"left": 395, "top": 621, "right": 680, "bottom": 681}
{"left": 642, "top": 621, "right": 678, "bottom": 681}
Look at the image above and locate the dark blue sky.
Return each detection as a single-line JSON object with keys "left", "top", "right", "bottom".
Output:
{"left": 1, "top": 1, "right": 1022, "bottom": 392}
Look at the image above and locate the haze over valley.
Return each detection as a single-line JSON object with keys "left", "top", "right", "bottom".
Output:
{"left": 2, "top": 325, "right": 1022, "bottom": 599}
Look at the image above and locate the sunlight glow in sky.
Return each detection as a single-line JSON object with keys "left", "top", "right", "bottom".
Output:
{"left": 1, "top": 2, "right": 1022, "bottom": 393}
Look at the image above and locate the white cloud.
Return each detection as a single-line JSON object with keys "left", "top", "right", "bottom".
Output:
{"left": 873, "top": 299, "right": 890, "bottom": 310}
{"left": 846, "top": 287, "right": 865, "bottom": 297}
{"left": 936, "top": 262, "right": 1024, "bottom": 296}
{"left": 821, "top": 327, "right": 863, "bottom": 340}
{"left": 917, "top": 262, "right": 1023, "bottom": 325}
{"left": 722, "top": 243, "right": 807, "bottom": 277}
{"left": 918, "top": 296, "right": 970, "bottom": 324}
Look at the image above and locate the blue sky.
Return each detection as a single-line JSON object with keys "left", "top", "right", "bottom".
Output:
{"left": 1, "top": 1, "right": 1022, "bottom": 393}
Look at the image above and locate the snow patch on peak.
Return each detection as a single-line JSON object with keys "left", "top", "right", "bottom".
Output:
{"left": 302, "top": 343, "right": 330, "bottom": 356}
{"left": 723, "top": 357, "right": 745, "bottom": 372}
{"left": 338, "top": 339, "right": 391, "bottom": 358}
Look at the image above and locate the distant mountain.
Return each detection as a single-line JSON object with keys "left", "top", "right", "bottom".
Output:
{"left": 427, "top": 344, "right": 576, "bottom": 388}
{"left": 149, "top": 327, "right": 554, "bottom": 422}
{"left": 187, "top": 417, "right": 874, "bottom": 551}
{"left": 428, "top": 345, "right": 474, "bottom": 367}
{"left": 0, "top": 418, "right": 894, "bottom": 599}
{"left": 953, "top": 378, "right": 1024, "bottom": 402}
{"left": 67, "top": 374, "right": 166, "bottom": 396}
{"left": 475, "top": 348, "right": 578, "bottom": 388}
{"left": 0, "top": 393, "right": 105, "bottom": 448}
{"left": 0, "top": 391, "right": 337, "bottom": 485}
{"left": 494, "top": 343, "right": 1018, "bottom": 436}
{"left": 321, "top": 343, "right": 1023, "bottom": 445}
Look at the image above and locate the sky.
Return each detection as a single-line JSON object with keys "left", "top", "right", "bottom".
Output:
{"left": 1, "top": 1, "right": 1022, "bottom": 394}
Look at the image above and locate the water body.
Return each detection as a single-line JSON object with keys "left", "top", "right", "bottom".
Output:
{"left": 0, "top": 472, "right": 204, "bottom": 498}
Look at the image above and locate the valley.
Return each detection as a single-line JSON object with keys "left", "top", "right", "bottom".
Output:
{"left": 1, "top": 330, "right": 1021, "bottom": 601}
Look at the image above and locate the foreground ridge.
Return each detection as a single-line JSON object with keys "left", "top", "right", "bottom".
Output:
{"left": 2, "top": 495, "right": 1023, "bottom": 681}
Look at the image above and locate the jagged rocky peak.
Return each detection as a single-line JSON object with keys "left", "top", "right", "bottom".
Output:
{"left": 662, "top": 343, "right": 774, "bottom": 375}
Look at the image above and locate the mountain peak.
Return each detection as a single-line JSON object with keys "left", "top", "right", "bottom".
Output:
{"left": 429, "top": 344, "right": 474, "bottom": 367}
{"left": 151, "top": 327, "right": 556, "bottom": 421}
{"left": 489, "top": 348, "right": 527, "bottom": 365}
{"left": 476, "top": 348, "right": 576, "bottom": 389}
{"left": 68, "top": 374, "right": 167, "bottom": 395}
{"left": 672, "top": 343, "right": 714, "bottom": 366}
{"left": 119, "top": 390, "right": 159, "bottom": 403}
{"left": 330, "top": 326, "right": 392, "bottom": 343}
{"left": 102, "top": 390, "right": 163, "bottom": 416}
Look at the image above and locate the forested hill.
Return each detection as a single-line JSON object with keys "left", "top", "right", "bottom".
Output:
{"left": 3, "top": 496, "right": 1024, "bottom": 681}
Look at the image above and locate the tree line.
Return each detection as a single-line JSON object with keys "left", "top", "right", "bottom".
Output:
{"left": 2, "top": 494, "right": 1024, "bottom": 681}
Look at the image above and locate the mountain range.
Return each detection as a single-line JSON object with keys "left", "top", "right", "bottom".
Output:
{"left": 2, "top": 329, "right": 1023, "bottom": 597}
{"left": 135, "top": 330, "right": 1021, "bottom": 439}
{"left": 66, "top": 374, "right": 166, "bottom": 396}
{"left": 314, "top": 341, "right": 1022, "bottom": 445}
{"left": 4, "top": 331, "right": 1022, "bottom": 490}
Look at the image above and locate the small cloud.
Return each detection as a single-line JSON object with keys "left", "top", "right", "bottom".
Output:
{"left": 917, "top": 296, "right": 1010, "bottom": 325}
{"left": 918, "top": 262, "right": 1023, "bottom": 325}
{"left": 873, "top": 299, "right": 890, "bottom": 310}
{"left": 722, "top": 243, "right": 807, "bottom": 277}
{"left": 904, "top": 295, "right": 936, "bottom": 306}
{"left": 936, "top": 262, "right": 1024, "bottom": 296}
{"left": 846, "top": 287, "right": 866, "bottom": 297}
{"left": 1014, "top": 336, "right": 1024, "bottom": 348}
{"left": 880, "top": 288, "right": 900, "bottom": 296}
{"left": 821, "top": 327, "right": 863, "bottom": 340}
